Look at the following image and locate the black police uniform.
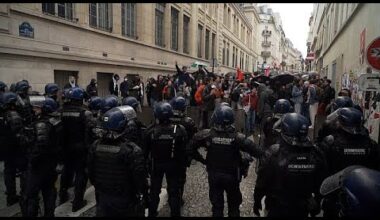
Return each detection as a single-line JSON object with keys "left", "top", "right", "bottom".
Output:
{"left": 59, "top": 102, "right": 93, "bottom": 210}
{"left": 88, "top": 139, "right": 147, "bottom": 217}
{"left": 189, "top": 126, "right": 260, "bottom": 217}
{"left": 318, "top": 111, "right": 380, "bottom": 217}
{"left": 258, "top": 136, "right": 327, "bottom": 217}
{"left": 2, "top": 107, "right": 28, "bottom": 206}
{"left": 320, "top": 129, "right": 379, "bottom": 174}
{"left": 169, "top": 111, "right": 198, "bottom": 204}
{"left": 144, "top": 122, "right": 188, "bottom": 217}
{"left": 24, "top": 114, "right": 63, "bottom": 217}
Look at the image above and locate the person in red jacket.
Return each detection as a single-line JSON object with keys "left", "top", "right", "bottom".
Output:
{"left": 242, "top": 86, "right": 258, "bottom": 136}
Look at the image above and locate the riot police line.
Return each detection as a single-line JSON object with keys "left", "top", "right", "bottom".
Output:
{"left": 0, "top": 80, "right": 380, "bottom": 217}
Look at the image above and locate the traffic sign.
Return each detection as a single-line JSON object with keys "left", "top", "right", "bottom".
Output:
{"left": 366, "top": 37, "right": 380, "bottom": 71}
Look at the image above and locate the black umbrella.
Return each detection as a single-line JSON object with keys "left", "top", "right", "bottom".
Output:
{"left": 253, "top": 74, "right": 270, "bottom": 83}
{"left": 270, "top": 73, "right": 295, "bottom": 86}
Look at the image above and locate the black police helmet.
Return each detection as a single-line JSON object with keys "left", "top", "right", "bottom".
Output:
{"left": 154, "top": 102, "right": 173, "bottom": 122}
{"left": 170, "top": 96, "right": 187, "bottom": 112}
{"left": 122, "top": 96, "right": 140, "bottom": 111}
{"left": 332, "top": 96, "right": 353, "bottom": 111}
{"left": 67, "top": 87, "right": 85, "bottom": 101}
{"left": 101, "top": 108, "right": 127, "bottom": 131}
{"left": 101, "top": 95, "right": 119, "bottom": 113}
{"left": 336, "top": 107, "right": 363, "bottom": 134}
{"left": 15, "top": 80, "right": 30, "bottom": 94}
{"left": 320, "top": 165, "right": 380, "bottom": 217}
{"left": 213, "top": 105, "right": 235, "bottom": 126}
{"left": 0, "top": 81, "right": 7, "bottom": 92}
{"left": 1, "top": 92, "right": 18, "bottom": 106}
{"left": 42, "top": 97, "right": 58, "bottom": 113}
{"left": 274, "top": 99, "right": 292, "bottom": 114}
{"left": 88, "top": 96, "right": 104, "bottom": 111}
{"left": 44, "top": 83, "right": 59, "bottom": 96}
{"left": 281, "top": 113, "right": 309, "bottom": 137}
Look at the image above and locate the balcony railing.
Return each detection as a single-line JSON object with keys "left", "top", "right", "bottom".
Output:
{"left": 262, "top": 41, "right": 271, "bottom": 47}
{"left": 261, "top": 51, "right": 271, "bottom": 57}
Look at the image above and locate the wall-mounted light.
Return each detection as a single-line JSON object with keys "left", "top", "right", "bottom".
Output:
{"left": 63, "top": 46, "right": 69, "bottom": 51}
{"left": 103, "top": 52, "right": 107, "bottom": 57}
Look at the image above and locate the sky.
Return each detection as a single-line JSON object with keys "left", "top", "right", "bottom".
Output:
{"left": 264, "top": 3, "right": 314, "bottom": 58}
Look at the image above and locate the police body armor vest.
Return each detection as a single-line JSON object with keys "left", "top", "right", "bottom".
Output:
{"left": 93, "top": 142, "right": 133, "bottom": 196}
{"left": 274, "top": 144, "right": 318, "bottom": 199}
{"left": 170, "top": 115, "right": 195, "bottom": 139}
{"left": 3, "top": 110, "right": 24, "bottom": 148}
{"left": 16, "top": 96, "right": 34, "bottom": 125}
{"left": 206, "top": 129, "right": 240, "bottom": 173}
{"left": 151, "top": 124, "right": 184, "bottom": 163}
{"left": 30, "top": 117, "right": 61, "bottom": 165}
{"left": 0, "top": 110, "right": 6, "bottom": 160}
{"left": 61, "top": 105, "right": 87, "bottom": 146}
{"left": 330, "top": 131, "right": 373, "bottom": 173}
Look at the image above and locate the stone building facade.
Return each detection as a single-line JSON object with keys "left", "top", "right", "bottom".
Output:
{"left": 0, "top": 3, "right": 259, "bottom": 96}
{"left": 307, "top": 3, "right": 380, "bottom": 90}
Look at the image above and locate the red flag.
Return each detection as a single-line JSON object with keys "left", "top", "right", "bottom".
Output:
{"left": 236, "top": 67, "right": 244, "bottom": 82}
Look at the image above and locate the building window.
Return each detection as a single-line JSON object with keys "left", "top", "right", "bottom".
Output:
{"left": 89, "top": 3, "right": 112, "bottom": 32}
{"left": 222, "top": 41, "right": 226, "bottom": 65}
{"left": 155, "top": 3, "right": 165, "bottom": 47}
{"left": 171, "top": 7, "right": 179, "bottom": 51}
{"left": 232, "top": 46, "right": 235, "bottom": 67}
{"left": 121, "top": 3, "right": 136, "bottom": 38}
{"left": 334, "top": 4, "right": 340, "bottom": 35}
{"left": 183, "top": 15, "right": 190, "bottom": 54}
{"left": 235, "top": 48, "right": 238, "bottom": 68}
{"left": 212, "top": 32, "right": 216, "bottom": 59}
{"left": 42, "top": 3, "right": 73, "bottom": 20}
{"left": 228, "top": 8, "right": 231, "bottom": 28}
{"left": 205, "top": 29, "right": 210, "bottom": 60}
{"left": 227, "top": 43, "right": 230, "bottom": 66}
{"left": 197, "top": 24, "right": 203, "bottom": 58}
{"left": 246, "top": 54, "right": 249, "bottom": 71}
{"left": 223, "top": 4, "right": 227, "bottom": 25}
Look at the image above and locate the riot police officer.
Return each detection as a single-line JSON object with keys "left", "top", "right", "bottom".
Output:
{"left": 14, "top": 80, "right": 34, "bottom": 125}
{"left": 144, "top": 102, "right": 188, "bottom": 217}
{"left": 121, "top": 96, "right": 146, "bottom": 148}
{"left": 88, "top": 96, "right": 104, "bottom": 119}
{"left": 59, "top": 87, "right": 93, "bottom": 211}
{"left": 318, "top": 96, "right": 357, "bottom": 142}
{"left": 320, "top": 165, "right": 380, "bottom": 217}
{"left": 88, "top": 107, "right": 148, "bottom": 217}
{"left": 0, "top": 92, "right": 28, "bottom": 206}
{"left": 253, "top": 98, "right": 292, "bottom": 216}
{"left": 319, "top": 107, "right": 379, "bottom": 175}
{"left": 122, "top": 96, "right": 142, "bottom": 113}
{"left": 100, "top": 95, "right": 119, "bottom": 116}
{"left": 44, "top": 83, "right": 60, "bottom": 104}
{"left": 261, "top": 99, "right": 292, "bottom": 149}
{"left": 23, "top": 97, "right": 63, "bottom": 217}
{"left": 188, "top": 105, "right": 261, "bottom": 217}
{"left": 256, "top": 113, "right": 327, "bottom": 217}
{"left": 0, "top": 81, "right": 7, "bottom": 93}
{"left": 169, "top": 96, "right": 197, "bottom": 205}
